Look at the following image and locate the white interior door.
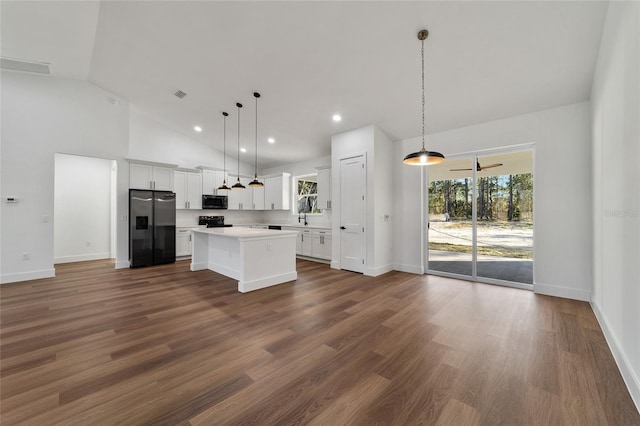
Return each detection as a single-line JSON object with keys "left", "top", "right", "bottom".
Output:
{"left": 340, "top": 155, "right": 365, "bottom": 273}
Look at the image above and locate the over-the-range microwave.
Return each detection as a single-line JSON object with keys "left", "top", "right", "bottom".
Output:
{"left": 202, "top": 194, "right": 228, "bottom": 209}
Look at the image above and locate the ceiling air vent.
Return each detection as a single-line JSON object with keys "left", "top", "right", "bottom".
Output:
{"left": 174, "top": 89, "right": 187, "bottom": 99}
{"left": 0, "top": 57, "right": 51, "bottom": 74}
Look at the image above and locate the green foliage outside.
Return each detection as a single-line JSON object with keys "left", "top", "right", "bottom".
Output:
{"left": 428, "top": 173, "right": 533, "bottom": 222}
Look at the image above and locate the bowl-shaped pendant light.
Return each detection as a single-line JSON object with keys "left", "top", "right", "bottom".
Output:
{"left": 403, "top": 29, "right": 445, "bottom": 166}
{"left": 217, "top": 111, "right": 231, "bottom": 192}
{"left": 232, "top": 102, "right": 246, "bottom": 190}
{"left": 248, "top": 92, "right": 264, "bottom": 188}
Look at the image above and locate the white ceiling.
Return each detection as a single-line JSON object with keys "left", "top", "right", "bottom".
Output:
{"left": 1, "top": 1, "right": 608, "bottom": 169}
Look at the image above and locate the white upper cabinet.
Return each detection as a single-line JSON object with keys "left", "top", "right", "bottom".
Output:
{"left": 227, "top": 176, "right": 253, "bottom": 210}
{"left": 130, "top": 163, "right": 153, "bottom": 189}
{"left": 316, "top": 166, "right": 331, "bottom": 210}
{"left": 129, "top": 162, "right": 175, "bottom": 191}
{"left": 186, "top": 172, "right": 202, "bottom": 209}
{"left": 174, "top": 170, "right": 202, "bottom": 209}
{"left": 152, "top": 166, "right": 174, "bottom": 191}
{"left": 201, "top": 169, "right": 228, "bottom": 195}
{"left": 264, "top": 173, "right": 291, "bottom": 210}
{"left": 252, "top": 181, "right": 265, "bottom": 210}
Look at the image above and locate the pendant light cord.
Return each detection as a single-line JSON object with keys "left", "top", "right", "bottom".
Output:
{"left": 237, "top": 104, "right": 241, "bottom": 181}
{"left": 254, "top": 95, "right": 258, "bottom": 177}
{"left": 421, "top": 38, "right": 426, "bottom": 151}
{"left": 222, "top": 113, "right": 227, "bottom": 182}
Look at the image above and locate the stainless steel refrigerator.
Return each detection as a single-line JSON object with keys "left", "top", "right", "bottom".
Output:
{"left": 129, "top": 189, "right": 176, "bottom": 267}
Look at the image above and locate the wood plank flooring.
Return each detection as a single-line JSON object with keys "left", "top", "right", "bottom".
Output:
{"left": 1, "top": 259, "right": 638, "bottom": 425}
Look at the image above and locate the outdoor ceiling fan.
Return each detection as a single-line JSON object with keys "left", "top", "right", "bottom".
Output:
{"left": 450, "top": 161, "right": 503, "bottom": 172}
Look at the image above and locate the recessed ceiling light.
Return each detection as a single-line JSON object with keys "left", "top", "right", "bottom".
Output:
{"left": 194, "top": 126, "right": 202, "bottom": 132}
{"left": 240, "top": 147, "right": 247, "bottom": 153}
{"left": 332, "top": 114, "right": 342, "bottom": 122}
{"left": 268, "top": 138, "right": 275, "bottom": 144}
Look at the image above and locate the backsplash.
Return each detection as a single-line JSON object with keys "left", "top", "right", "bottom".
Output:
{"left": 263, "top": 209, "right": 331, "bottom": 228}
{"left": 176, "top": 209, "right": 331, "bottom": 228}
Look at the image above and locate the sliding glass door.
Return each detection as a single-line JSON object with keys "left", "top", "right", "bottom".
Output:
{"left": 427, "top": 158, "right": 474, "bottom": 278}
{"left": 427, "top": 149, "right": 534, "bottom": 288}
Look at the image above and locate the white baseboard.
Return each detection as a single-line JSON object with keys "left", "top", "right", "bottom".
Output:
{"left": 296, "top": 255, "right": 330, "bottom": 264}
{"left": 393, "top": 263, "right": 424, "bottom": 275}
{"left": 534, "top": 282, "right": 591, "bottom": 301}
{"left": 591, "top": 301, "right": 640, "bottom": 412}
{"left": 239, "top": 271, "right": 298, "bottom": 293}
{"left": 54, "top": 252, "right": 110, "bottom": 264}
{"left": 330, "top": 261, "right": 340, "bottom": 270}
{"left": 0, "top": 268, "right": 55, "bottom": 284}
{"left": 115, "top": 260, "right": 130, "bottom": 269}
{"left": 190, "top": 261, "right": 208, "bottom": 272}
{"left": 365, "top": 264, "right": 393, "bottom": 277}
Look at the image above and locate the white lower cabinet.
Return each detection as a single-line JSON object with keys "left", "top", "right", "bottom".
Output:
{"left": 279, "top": 226, "right": 332, "bottom": 261}
{"left": 312, "top": 230, "right": 332, "bottom": 260}
{"left": 176, "top": 228, "right": 192, "bottom": 257}
{"left": 301, "top": 229, "right": 313, "bottom": 257}
{"left": 283, "top": 227, "right": 302, "bottom": 255}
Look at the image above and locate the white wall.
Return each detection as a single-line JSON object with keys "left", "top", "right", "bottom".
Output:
{"left": 331, "top": 126, "right": 373, "bottom": 271}
{"left": 331, "top": 125, "right": 394, "bottom": 276}
{"left": 394, "top": 102, "right": 593, "bottom": 301}
{"left": 591, "top": 0, "right": 640, "bottom": 410}
{"left": 54, "top": 154, "right": 114, "bottom": 263}
{"left": 129, "top": 106, "right": 253, "bottom": 174}
{"left": 373, "top": 127, "right": 394, "bottom": 274}
{"left": 0, "top": 71, "right": 130, "bottom": 283}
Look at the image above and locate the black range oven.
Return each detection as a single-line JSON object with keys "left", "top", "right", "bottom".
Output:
{"left": 199, "top": 216, "right": 232, "bottom": 228}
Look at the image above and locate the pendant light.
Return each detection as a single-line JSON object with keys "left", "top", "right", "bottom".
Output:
{"left": 248, "top": 92, "right": 264, "bottom": 188}
{"left": 232, "top": 102, "right": 246, "bottom": 190}
{"left": 403, "top": 29, "right": 445, "bottom": 166}
{"left": 217, "top": 112, "right": 231, "bottom": 192}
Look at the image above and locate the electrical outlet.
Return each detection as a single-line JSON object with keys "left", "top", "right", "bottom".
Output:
{"left": 121, "top": 215, "right": 128, "bottom": 221}
{"left": 86, "top": 241, "right": 91, "bottom": 247}
{"left": 267, "top": 243, "right": 271, "bottom": 251}
{"left": 41, "top": 215, "right": 49, "bottom": 223}
{"left": 22, "top": 253, "right": 30, "bottom": 260}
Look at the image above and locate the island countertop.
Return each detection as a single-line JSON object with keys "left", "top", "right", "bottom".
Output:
{"left": 192, "top": 227, "right": 298, "bottom": 239}
{"left": 191, "top": 227, "right": 297, "bottom": 293}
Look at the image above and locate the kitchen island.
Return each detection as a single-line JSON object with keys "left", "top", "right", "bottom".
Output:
{"left": 190, "top": 227, "right": 298, "bottom": 293}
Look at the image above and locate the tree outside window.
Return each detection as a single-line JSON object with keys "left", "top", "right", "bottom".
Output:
{"left": 296, "top": 174, "right": 320, "bottom": 214}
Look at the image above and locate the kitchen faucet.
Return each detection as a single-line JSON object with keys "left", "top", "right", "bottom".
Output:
{"left": 297, "top": 212, "right": 308, "bottom": 226}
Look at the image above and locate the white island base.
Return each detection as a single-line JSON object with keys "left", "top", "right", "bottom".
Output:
{"left": 190, "top": 228, "right": 298, "bottom": 293}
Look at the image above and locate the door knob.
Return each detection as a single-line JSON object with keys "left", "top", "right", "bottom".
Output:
{"left": 340, "top": 226, "right": 346, "bottom": 230}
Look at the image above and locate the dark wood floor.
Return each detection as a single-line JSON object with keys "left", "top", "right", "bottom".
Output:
{"left": 1, "top": 259, "right": 638, "bottom": 425}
